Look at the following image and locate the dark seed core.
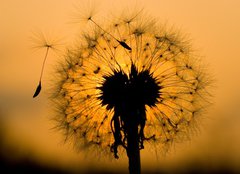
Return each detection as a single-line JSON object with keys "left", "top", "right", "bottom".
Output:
{"left": 98, "top": 64, "right": 161, "bottom": 111}
{"left": 97, "top": 63, "right": 161, "bottom": 158}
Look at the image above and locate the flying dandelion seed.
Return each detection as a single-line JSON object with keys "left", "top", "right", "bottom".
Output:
{"left": 31, "top": 31, "right": 63, "bottom": 98}
{"left": 49, "top": 9, "right": 213, "bottom": 174}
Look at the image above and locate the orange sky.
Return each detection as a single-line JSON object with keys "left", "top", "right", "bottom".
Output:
{"left": 1, "top": 0, "right": 240, "bottom": 173}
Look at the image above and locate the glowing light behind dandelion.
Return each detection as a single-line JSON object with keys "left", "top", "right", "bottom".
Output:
{"left": 51, "top": 10, "right": 212, "bottom": 173}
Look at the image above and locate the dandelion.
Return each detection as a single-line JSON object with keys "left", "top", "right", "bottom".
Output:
{"left": 50, "top": 10, "right": 212, "bottom": 174}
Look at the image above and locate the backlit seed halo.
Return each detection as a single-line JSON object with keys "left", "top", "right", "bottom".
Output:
{"left": 51, "top": 10, "right": 212, "bottom": 159}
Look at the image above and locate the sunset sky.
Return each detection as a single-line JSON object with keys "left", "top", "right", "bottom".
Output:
{"left": 1, "top": 0, "right": 240, "bottom": 173}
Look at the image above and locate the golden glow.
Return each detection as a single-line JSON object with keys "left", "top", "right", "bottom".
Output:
{"left": 1, "top": 0, "right": 240, "bottom": 173}
{"left": 49, "top": 7, "right": 211, "bottom": 166}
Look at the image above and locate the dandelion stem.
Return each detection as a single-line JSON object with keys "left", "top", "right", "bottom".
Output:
{"left": 127, "top": 122, "right": 141, "bottom": 174}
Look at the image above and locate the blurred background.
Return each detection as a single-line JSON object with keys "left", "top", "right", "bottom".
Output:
{"left": 1, "top": 0, "right": 240, "bottom": 173}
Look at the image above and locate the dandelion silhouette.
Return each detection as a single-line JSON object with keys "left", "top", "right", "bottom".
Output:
{"left": 50, "top": 10, "right": 212, "bottom": 174}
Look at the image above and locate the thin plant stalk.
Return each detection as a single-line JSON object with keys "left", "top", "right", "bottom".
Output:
{"left": 126, "top": 122, "right": 141, "bottom": 174}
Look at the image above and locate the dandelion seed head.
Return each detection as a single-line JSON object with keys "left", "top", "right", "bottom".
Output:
{"left": 51, "top": 9, "right": 212, "bottom": 159}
